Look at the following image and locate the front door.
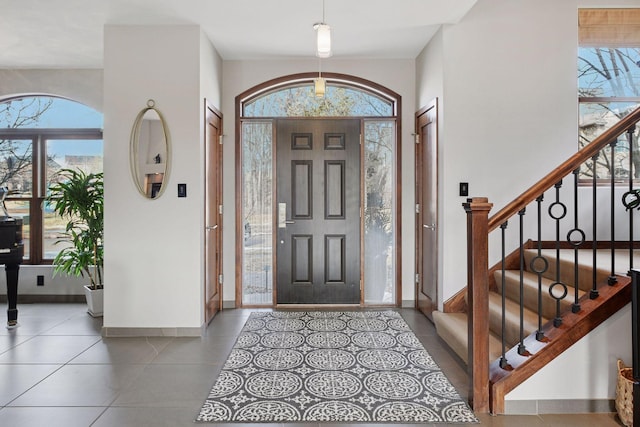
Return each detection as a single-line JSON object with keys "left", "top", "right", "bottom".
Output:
{"left": 276, "top": 118, "right": 361, "bottom": 304}
{"left": 416, "top": 100, "right": 438, "bottom": 320}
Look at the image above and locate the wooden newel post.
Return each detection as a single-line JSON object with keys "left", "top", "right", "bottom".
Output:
{"left": 463, "top": 197, "right": 493, "bottom": 413}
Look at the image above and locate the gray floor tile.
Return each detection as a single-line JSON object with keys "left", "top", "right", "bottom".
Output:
{"left": 0, "top": 364, "right": 61, "bottom": 406}
{"left": 41, "top": 312, "right": 103, "bottom": 336}
{"left": 0, "top": 407, "right": 105, "bottom": 427}
{"left": 9, "top": 364, "right": 146, "bottom": 407}
{"left": 112, "top": 363, "right": 221, "bottom": 408}
{"left": 151, "top": 334, "right": 236, "bottom": 364}
{"left": 0, "top": 335, "right": 101, "bottom": 364}
{"left": 69, "top": 337, "right": 173, "bottom": 364}
{"left": 538, "top": 412, "right": 623, "bottom": 426}
{"left": 92, "top": 407, "right": 205, "bottom": 427}
{"left": 0, "top": 334, "right": 32, "bottom": 354}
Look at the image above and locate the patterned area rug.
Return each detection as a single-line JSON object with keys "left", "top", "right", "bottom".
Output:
{"left": 196, "top": 311, "right": 478, "bottom": 423}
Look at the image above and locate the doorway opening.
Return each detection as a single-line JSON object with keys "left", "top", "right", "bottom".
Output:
{"left": 236, "top": 72, "right": 401, "bottom": 307}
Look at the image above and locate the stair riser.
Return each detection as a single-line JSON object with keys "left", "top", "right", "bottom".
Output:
{"left": 495, "top": 271, "right": 577, "bottom": 319}
{"left": 524, "top": 250, "right": 610, "bottom": 291}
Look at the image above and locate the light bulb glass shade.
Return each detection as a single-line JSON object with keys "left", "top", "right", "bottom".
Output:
{"left": 314, "top": 77, "right": 326, "bottom": 98}
{"left": 315, "top": 23, "right": 332, "bottom": 58}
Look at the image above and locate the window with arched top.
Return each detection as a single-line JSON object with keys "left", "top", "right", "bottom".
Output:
{"left": 0, "top": 96, "right": 103, "bottom": 263}
{"left": 243, "top": 83, "right": 395, "bottom": 117}
{"left": 237, "top": 73, "right": 401, "bottom": 307}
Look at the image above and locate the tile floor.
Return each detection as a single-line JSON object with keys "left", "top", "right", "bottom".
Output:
{"left": 0, "top": 303, "right": 624, "bottom": 427}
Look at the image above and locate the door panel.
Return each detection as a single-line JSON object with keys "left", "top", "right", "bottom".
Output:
{"left": 205, "top": 102, "right": 222, "bottom": 322}
{"left": 276, "top": 119, "right": 360, "bottom": 304}
{"left": 416, "top": 101, "right": 438, "bottom": 320}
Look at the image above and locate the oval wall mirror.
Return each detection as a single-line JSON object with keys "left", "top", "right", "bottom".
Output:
{"left": 129, "top": 100, "right": 171, "bottom": 199}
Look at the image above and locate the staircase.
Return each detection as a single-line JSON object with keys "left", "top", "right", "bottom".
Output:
{"left": 428, "top": 106, "right": 640, "bottom": 414}
{"left": 434, "top": 249, "right": 637, "bottom": 366}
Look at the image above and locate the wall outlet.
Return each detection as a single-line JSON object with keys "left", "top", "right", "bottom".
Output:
{"left": 37, "top": 275, "right": 44, "bottom": 286}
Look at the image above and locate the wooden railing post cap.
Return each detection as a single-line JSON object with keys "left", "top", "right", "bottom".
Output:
{"left": 463, "top": 197, "right": 493, "bottom": 212}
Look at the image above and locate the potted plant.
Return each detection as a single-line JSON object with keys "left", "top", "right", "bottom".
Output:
{"left": 46, "top": 168, "right": 104, "bottom": 316}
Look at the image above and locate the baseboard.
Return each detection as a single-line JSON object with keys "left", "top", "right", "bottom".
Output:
{"left": 504, "top": 399, "right": 615, "bottom": 414}
{"left": 222, "top": 300, "right": 236, "bottom": 309}
{"left": 0, "top": 295, "right": 85, "bottom": 303}
{"left": 102, "top": 326, "right": 204, "bottom": 337}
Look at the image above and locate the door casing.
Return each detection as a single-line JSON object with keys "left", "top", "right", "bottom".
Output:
{"left": 205, "top": 101, "right": 223, "bottom": 323}
{"left": 415, "top": 99, "right": 438, "bottom": 320}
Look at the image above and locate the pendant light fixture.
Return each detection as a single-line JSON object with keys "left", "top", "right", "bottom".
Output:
{"left": 313, "top": 0, "right": 330, "bottom": 98}
{"left": 313, "top": 0, "right": 332, "bottom": 58}
{"left": 314, "top": 58, "right": 326, "bottom": 98}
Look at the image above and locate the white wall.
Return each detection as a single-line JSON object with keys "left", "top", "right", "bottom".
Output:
{"left": 417, "top": 0, "right": 578, "bottom": 304}
{"left": 506, "top": 305, "right": 631, "bottom": 406}
{"left": 103, "top": 25, "right": 220, "bottom": 330}
{"left": 221, "top": 58, "right": 416, "bottom": 306}
{"left": 0, "top": 69, "right": 103, "bottom": 111}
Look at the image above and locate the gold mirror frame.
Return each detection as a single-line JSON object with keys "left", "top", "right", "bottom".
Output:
{"left": 129, "top": 99, "right": 171, "bottom": 199}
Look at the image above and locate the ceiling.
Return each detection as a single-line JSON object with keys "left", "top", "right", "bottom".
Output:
{"left": 0, "top": 0, "right": 477, "bottom": 69}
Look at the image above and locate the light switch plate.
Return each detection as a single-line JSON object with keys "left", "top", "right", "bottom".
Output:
{"left": 460, "top": 182, "right": 469, "bottom": 197}
{"left": 178, "top": 183, "right": 187, "bottom": 198}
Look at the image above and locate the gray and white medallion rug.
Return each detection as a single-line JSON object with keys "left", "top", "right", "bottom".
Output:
{"left": 196, "top": 311, "right": 478, "bottom": 423}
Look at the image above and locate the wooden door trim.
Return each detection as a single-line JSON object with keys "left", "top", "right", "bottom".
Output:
{"left": 415, "top": 98, "right": 438, "bottom": 317}
{"left": 204, "top": 99, "right": 223, "bottom": 322}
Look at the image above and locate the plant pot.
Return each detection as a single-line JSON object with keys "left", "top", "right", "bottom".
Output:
{"left": 83, "top": 285, "right": 103, "bottom": 317}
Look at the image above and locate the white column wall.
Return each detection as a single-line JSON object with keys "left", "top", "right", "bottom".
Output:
{"left": 221, "top": 59, "right": 416, "bottom": 307}
{"left": 103, "top": 25, "right": 209, "bottom": 330}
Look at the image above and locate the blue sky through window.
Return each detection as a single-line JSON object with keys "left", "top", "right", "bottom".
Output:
{"left": 0, "top": 96, "right": 103, "bottom": 158}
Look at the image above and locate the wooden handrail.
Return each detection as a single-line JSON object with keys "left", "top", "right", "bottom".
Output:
{"left": 488, "top": 106, "right": 640, "bottom": 232}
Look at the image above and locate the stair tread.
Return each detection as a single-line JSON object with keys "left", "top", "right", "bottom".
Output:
{"left": 433, "top": 311, "right": 504, "bottom": 365}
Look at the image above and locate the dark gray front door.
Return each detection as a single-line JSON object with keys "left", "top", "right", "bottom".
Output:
{"left": 276, "top": 118, "right": 361, "bottom": 304}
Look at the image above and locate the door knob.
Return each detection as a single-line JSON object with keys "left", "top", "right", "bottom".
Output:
{"left": 423, "top": 224, "right": 436, "bottom": 230}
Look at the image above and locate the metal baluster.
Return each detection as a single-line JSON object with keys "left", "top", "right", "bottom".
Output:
{"left": 569, "top": 169, "right": 584, "bottom": 313}
{"left": 499, "top": 222, "right": 510, "bottom": 369}
{"left": 517, "top": 209, "right": 529, "bottom": 356}
{"left": 591, "top": 153, "right": 600, "bottom": 299}
{"left": 549, "top": 181, "right": 568, "bottom": 327}
{"left": 630, "top": 269, "right": 640, "bottom": 427}
{"left": 609, "top": 140, "right": 618, "bottom": 285}
{"left": 533, "top": 195, "right": 548, "bottom": 341}
{"left": 629, "top": 127, "right": 636, "bottom": 272}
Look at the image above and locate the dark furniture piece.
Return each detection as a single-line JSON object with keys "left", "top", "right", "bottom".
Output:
{"left": 0, "top": 186, "right": 24, "bottom": 328}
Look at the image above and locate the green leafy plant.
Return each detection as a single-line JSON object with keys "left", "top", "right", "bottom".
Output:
{"left": 46, "top": 168, "right": 103, "bottom": 290}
